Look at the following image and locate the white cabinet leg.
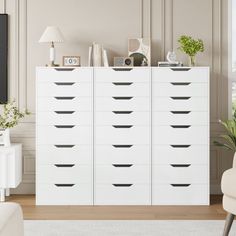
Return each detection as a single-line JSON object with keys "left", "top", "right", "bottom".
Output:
{"left": 5, "top": 188, "right": 10, "bottom": 197}
{"left": 0, "top": 188, "right": 5, "bottom": 202}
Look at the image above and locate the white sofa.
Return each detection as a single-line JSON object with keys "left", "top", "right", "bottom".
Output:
{"left": 0, "top": 202, "right": 24, "bottom": 236}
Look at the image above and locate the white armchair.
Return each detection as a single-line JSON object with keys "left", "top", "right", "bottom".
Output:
{"left": 221, "top": 154, "right": 236, "bottom": 236}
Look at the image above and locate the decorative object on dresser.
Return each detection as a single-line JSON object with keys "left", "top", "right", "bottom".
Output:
{"left": 178, "top": 35, "right": 204, "bottom": 66}
{"left": 0, "top": 101, "right": 30, "bottom": 147}
{"left": 39, "top": 26, "right": 64, "bottom": 67}
{"left": 63, "top": 56, "right": 80, "bottom": 67}
{"left": 36, "top": 66, "right": 209, "bottom": 206}
{"left": 0, "top": 144, "right": 22, "bottom": 201}
{"left": 113, "top": 57, "right": 134, "bottom": 67}
{"left": 128, "top": 38, "right": 151, "bottom": 66}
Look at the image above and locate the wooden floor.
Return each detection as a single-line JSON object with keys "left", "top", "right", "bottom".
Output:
{"left": 6, "top": 195, "right": 227, "bottom": 220}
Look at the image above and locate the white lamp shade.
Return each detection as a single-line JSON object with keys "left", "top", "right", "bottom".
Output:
{"left": 39, "top": 26, "right": 64, "bottom": 43}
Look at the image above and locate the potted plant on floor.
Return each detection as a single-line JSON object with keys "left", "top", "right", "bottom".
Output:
{"left": 0, "top": 101, "right": 30, "bottom": 147}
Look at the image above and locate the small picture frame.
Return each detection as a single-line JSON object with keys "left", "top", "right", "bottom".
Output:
{"left": 63, "top": 56, "right": 80, "bottom": 67}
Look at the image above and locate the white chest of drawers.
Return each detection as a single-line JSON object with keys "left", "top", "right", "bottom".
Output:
{"left": 36, "top": 66, "right": 209, "bottom": 205}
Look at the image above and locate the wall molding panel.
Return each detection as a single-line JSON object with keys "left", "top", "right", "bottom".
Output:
{"left": 3, "top": 0, "right": 229, "bottom": 194}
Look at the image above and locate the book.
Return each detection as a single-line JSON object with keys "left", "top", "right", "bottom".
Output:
{"left": 88, "top": 46, "right": 92, "bottom": 66}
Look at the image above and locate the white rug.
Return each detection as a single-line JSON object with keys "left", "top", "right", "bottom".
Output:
{"left": 24, "top": 220, "right": 236, "bottom": 236}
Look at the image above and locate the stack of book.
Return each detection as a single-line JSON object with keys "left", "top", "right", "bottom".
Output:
{"left": 88, "top": 42, "right": 109, "bottom": 67}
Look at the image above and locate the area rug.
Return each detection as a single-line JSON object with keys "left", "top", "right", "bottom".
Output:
{"left": 24, "top": 220, "right": 236, "bottom": 236}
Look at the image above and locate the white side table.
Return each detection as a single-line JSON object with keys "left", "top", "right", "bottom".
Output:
{"left": 0, "top": 144, "right": 22, "bottom": 201}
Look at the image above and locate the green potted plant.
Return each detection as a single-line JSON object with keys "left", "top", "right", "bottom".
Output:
{"left": 0, "top": 101, "right": 30, "bottom": 147}
{"left": 178, "top": 35, "right": 204, "bottom": 66}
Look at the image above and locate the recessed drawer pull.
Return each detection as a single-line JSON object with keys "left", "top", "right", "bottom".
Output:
{"left": 170, "top": 68, "right": 191, "bottom": 71}
{"left": 55, "top": 184, "right": 75, "bottom": 187}
{"left": 54, "top": 68, "right": 75, "bottom": 71}
{"left": 54, "top": 125, "right": 75, "bottom": 128}
{"left": 170, "top": 145, "right": 191, "bottom": 148}
{"left": 54, "top": 164, "right": 75, "bottom": 168}
{"left": 170, "top": 97, "right": 191, "bottom": 100}
{"left": 112, "top": 184, "right": 133, "bottom": 187}
{"left": 170, "top": 125, "right": 191, "bottom": 128}
{"left": 54, "top": 145, "right": 75, "bottom": 148}
{"left": 54, "top": 111, "right": 75, "bottom": 114}
{"left": 170, "top": 164, "right": 191, "bottom": 168}
{"left": 112, "top": 164, "right": 133, "bottom": 167}
{"left": 170, "top": 111, "right": 191, "bottom": 114}
{"left": 54, "top": 82, "right": 75, "bottom": 86}
{"left": 171, "top": 184, "right": 191, "bottom": 187}
{"left": 171, "top": 82, "right": 191, "bottom": 86}
{"left": 112, "top": 145, "right": 133, "bottom": 148}
{"left": 112, "top": 96, "right": 133, "bottom": 100}
{"left": 112, "top": 68, "right": 133, "bottom": 71}
{"left": 112, "top": 82, "right": 133, "bottom": 86}
{"left": 54, "top": 97, "right": 75, "bottom": 100}
{"left": 112, "top": 125, "right": 133, "bottom": 128}
{"left": 112, "top": 111, "right": 133, "bottom": 114}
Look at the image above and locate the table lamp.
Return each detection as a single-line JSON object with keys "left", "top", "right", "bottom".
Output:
{"left": 39, "top": 26, "right": 64, "bottom": 66}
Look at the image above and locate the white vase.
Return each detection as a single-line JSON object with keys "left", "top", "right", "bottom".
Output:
{"left": 1, "top": 128, "right": 11, "bottom": 147}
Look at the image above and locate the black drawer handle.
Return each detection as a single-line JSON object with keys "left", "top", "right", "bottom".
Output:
{"left": 54, "top": 111, "right": 75, "bottom": 114}
{"left": 112, "top": 184, "right": 133, "bottom": 187}
{"left": 171, "top": 125, "right": 191, "bottom": 128}
{"left": 112, "top": 125, "right": 133, "bottom": 128}
{"left": 54, "top": 164, "right": 75, "bottom": 168}
{"left": 112, "top": 111, "right": 133, "bottom": 114}
{"left": 54, "top": 145, "right": 75, "bottom": 148}
{"left": 54, "top": 82, "right": 75, "bottom": 86}
{"left": 112, "top": 164, "right": 133, "bottom": 167}
{"left": 112, "top": 97, "right": 133, "bottom": 100}
{"left": 112, "top": 145, "right": 133, "bottom": 148}
{"left": 170, "top": 68, "right": 191, "bottom": 71}
{"left": 54, "top": 125, "right": 75, "bottom": 128}
{"left": 55, "top": 184, "right": 75, "bottom": 187}
{"left": 170, "top": 111, "right": 191, "bottom": 114}
{"left": 112, "top": 68, "right": 133, "bottom": 71}
{"left": 54, "top": 68, "right": 75, "bottom": 71}
{"left": 171, "top": 184, "right": 191, "bottom": 187}
{"left": 170, "top": 164, "right": 191, "bottom": 168}
{"left": 171, "top": 145, "right": 191, "bottom": 148}
{"left": 112, "top": 82, "right": 133, "bottom": 86}
{"left": 54, "top": 97, "right": 75, "bottom": 100}
{"left": 171, "top": 82, "right": 191, "bottom": 86}
{"left": 170, "top": 97, "right": 191, "bottom": 100}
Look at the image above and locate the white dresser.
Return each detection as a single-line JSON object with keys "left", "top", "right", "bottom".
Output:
{"left": 36, "top": 66, "right": 209, "bottom": 205}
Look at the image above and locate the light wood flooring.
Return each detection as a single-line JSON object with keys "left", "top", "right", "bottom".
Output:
{"left": 6, "top": 195, "right": 228, "bottom": 220}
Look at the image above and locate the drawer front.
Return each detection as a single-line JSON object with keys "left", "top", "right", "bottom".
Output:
{"left": 96, "top": 145, "right": 150, "bottom": 165}
{"left": 37, "top": 126, "right": 92, "bottom": 144}
{"left": 37, "top": 145, "right": 92, "bottom": 165}
{"left": 94, "top": 67, "right": 150, "bottom": 82}
{"left": 96, "top": 165, "right": 150, "bottom": 184}
{"left": 96, "top": 111, "right": 150, "bottom": 125}
{"left": 153, "top": 82, "right": 207, "bottom": 97}
{"left": 36, "top": 67, "right": 93, "bottom": 82}
{"left": 95, "top": 82, "right": 150, "bottom": 97}
{"left": 95, "top": 97, "right": 150, "bottom": 111}
{"left": 153, "top": 145, "right": 208, "bottom": 165}
{"left": 153, "top": 165, "right": 208, "bottom": 184}
{"left": 37, "top": 97, "right": 92, "bottom": 111}
{"left": 37, "top": 82, "right": 92, "bottom": 97}
{"left": 95, "top": 184, "right": 151, "bottom": 205}
{"left": 95, "top": 126, "right": 150, "bottom": 144}
{"left": 152, "top": 67, "right": 209, "bottom": 83}
{"left": 153, "top": 111, "right": 208, "bottom": 125}
{"left": 37, "top": 111, "right": 92, "bottom": 125}
{"left": 37, "top": 164, "right": 92, "bottom": 183}
{"left": 153, "top": 126, "right": 208, "bottom": 144}
{"left": 36, "top": 183, "right": 92, "bottom": 205}
{"left": 153, "top": 97, "right": 208, "bottom": 111}
{"left": 152, "top": 184, "right": 209, "bottom": 205}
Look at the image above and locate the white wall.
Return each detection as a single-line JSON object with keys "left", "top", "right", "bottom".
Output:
{"left": 0, "top": 0, "right": 229, "bottom": 194}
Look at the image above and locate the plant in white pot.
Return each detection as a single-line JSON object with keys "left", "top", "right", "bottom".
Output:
{"left": 214, "top": 120, "right": 236, "bottom": 165}
{"left": 0, "top": 101, "right": 30, "bottom": 147}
